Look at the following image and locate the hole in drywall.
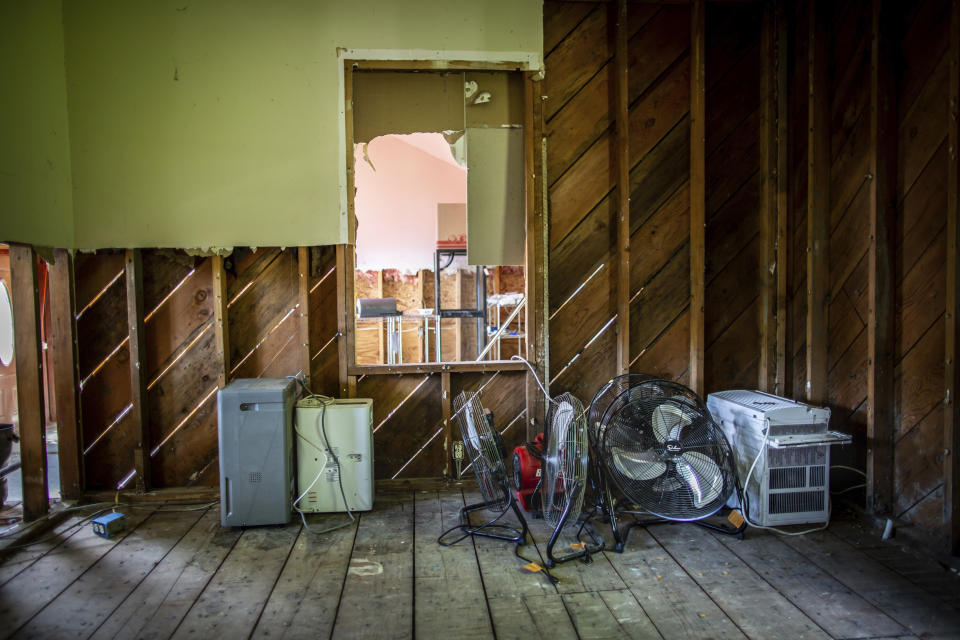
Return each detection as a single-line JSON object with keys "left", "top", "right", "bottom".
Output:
{"left": 350, "top": 70, "right": 528, "bottom": 367}
{"left": 355, "top": 132, "right": 466, "bottom": 273}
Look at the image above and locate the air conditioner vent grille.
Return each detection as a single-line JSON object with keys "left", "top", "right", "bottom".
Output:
{"left": 768, "top": 445, "right": 826, "bottom": 467}
{"left": 810, "top": 465, "right": 826, "bottom": 487}
{"left": 769, "top": 490, "right": 824, "bottom": 514}
{"left": 770, "top": 467, "right": 806, "bottom": 489}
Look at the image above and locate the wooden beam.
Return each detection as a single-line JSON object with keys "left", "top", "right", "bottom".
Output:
{"left": 614, "top": 0, "right": 631, "bottom": 376}
{"left": 867, "top": 0, "right": 896, "bottom": 518}
{"left": 347, "top": 375, "right": 357, "bottom": 398}
{"left": 759, "top": 0, "right": 785, "bottom": 394}
{"left": 349, "top": 361, "right": 526, "bottom": 376}
{"left": 417, "top": 269, "right": 427, "bottom": 362}
{"left": 344, "top": 61, "right": 356, "bottom": 246}
{"left": 124, "top": 249, "right": 150, "bottom": 493}
{"left": 806, "top": 0, "right": 830, "bottom": 405}
{"left": 376, "top": 270, "right": 385, "bottom": 364}
{"left": 775, "top": 0, "right": 790, "bottom": 397}
{"left": 349, "top": 59, "right": 531, "bottom": 72}
{"left": 441, "top": 371, "right": 452, "bottom": 478}
{"left": 524, "top": 69, "right": 548, "bottom": 438}
{"left": 211, "top": 255, "right": 230, "bottom": 389}
{"left": 48, "top": 248, "right": 83, "bottom": 500}
{"left": 297, "top": 247, "right": 312, "bottom": 386}
{"left": 689, "top": 0, "right": 707, "bottom": 397}
{"left": 454, "top": 270, "right": 462, "bottom": 361}
{"left": 336, "top": 244, "right": 355, "bottom": 398}
{"left": 945, "top": 0, "right": 960, "bottom": 556}
{"left": 339, "top": 58, "right": 358, "bottom": 396}
{"left": 9, "top": 244, "right": 48, "bottom": 521}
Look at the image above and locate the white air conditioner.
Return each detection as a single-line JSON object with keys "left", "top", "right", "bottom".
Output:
{"left": 295, "top": 397, "right": 374, "bottom": 512}
{"left": 706, "top": 390, "right": 850, "bottom": 526}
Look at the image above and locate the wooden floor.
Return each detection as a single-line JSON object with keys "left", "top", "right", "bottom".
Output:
{"left": 1, "top": 490, "right": 959, "bottom": 640}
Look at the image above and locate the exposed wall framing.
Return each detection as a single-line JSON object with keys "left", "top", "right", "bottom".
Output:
{"left": 543, "top": 0, "right": 959, "bottom": 552}
{"left": 9, "top": 244, "right": 48, "bottom": 521}
{"left": 7, "top": 0, "right": 957, "bottom": 555}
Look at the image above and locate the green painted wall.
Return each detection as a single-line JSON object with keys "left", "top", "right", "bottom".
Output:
{"left": 63, "top": 0, "right": 543, "bottom": 249}
{"left": 0, "top": 0, "right": 74, "bottom": 248}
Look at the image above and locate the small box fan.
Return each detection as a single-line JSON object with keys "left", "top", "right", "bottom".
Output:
{"left": 588, "top": 375, "right": 743, "bottom": 551}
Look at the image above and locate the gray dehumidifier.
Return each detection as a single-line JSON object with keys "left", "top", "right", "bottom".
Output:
{"left": 218, "top": 378, "right": 296, "bottom": 527}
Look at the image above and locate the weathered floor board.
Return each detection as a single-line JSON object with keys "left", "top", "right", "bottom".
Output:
{"left": 827, "top": 519, "right": 960, "bottom": 609}
{"left": 414, "top": 490, "right": 493, "bottom": 640}
{"left": 601, "top": 523, "right": 748, "bottom": 639}
{"left": 0, "top": 514, "right": 91, "bottom": 587}
{"left": 14, "top": 509, "right": 205, "bottom": 639}
{"left": 714, "top": 527, "right": 907, "bottom": 639}
{"left": 331, "top": 493, "right": 415, "bottom": 640}
{"left": 461, "top": 489, "right": 565, "bottom": 638}
{"left": 91, "top": 508, "right": 242, "bottom": 640}
{"left": 250, "top": 514, "right": 357, "bottom": 639}
{"left": 648, "top": 523, "right": 832, "bottom": 639}
{"left": 169, "top": 521, "right": 301, "bottom": 639}
{"left": 488, "top": 592, "right": 578, "bottom": 640}
{"left": 0, "top": 508, "right": 154, "bottom": 640}
{"left": 781, "top": 529, "right": 960, "bottom": 637}
{"left": 563, "top": 590, "right": 662, "bottom": 640}
{"left": 0, "top": 491, "right": 958, "bottom": 640}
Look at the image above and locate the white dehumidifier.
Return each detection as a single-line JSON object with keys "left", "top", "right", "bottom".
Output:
{"left": 295, "top": 397, "right": 374, "bottom": 512}
{"left": 707, "top": 390, "right": 851, "bottom": 526}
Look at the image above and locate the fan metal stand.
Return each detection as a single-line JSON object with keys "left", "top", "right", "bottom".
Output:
{"left": 599, "top": 483, "right": 747, "bottom": 553}
{"left": 452, "top": 492, "right": 530, "bottom": 547}
{"left": 438, "top": 489, "right": 563, "bottom": 584}
{"left": 544, "top": 480, "right": 605, "bottom": 568}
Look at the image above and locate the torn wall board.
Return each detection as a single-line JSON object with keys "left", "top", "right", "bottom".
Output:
{"left": 353, "top": 71, "right": 465, "bottom": 143}
{"left": 466, "top": 127, "right": 524, "bottom": 266}
{"left": 464, "top": 71, "right": 524, "bottom": 127}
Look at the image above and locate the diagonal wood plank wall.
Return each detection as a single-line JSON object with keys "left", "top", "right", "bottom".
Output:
{"left": 786, "top": 0, "right": 954, "bottom": 546}
{"left": 545, "top": 0, "right": 956, "bottom": 551}
{"left": 891, "top": 0, "right": 953, "bottom": 542}
{"left": 75, "top": 247, "right": 338, "bottom": 490}
{"left": 545, "top": 0, "right": 765, "bottom": 405}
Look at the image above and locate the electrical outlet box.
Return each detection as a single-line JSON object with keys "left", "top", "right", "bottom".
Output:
{"left": 91, "top": 512, "right": 127, "bottom": 538}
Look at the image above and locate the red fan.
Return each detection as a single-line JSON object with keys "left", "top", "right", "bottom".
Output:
{"left": 512, "top": 433, "right": 544, "bottom": 514}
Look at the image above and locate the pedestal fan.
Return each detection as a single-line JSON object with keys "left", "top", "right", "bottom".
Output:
{"left": 540, "top": 392, "right": 604, "bottom": 567}
{"left": 436, "top": 390, "right": 568, "bottom": 584}
{"left": 589, "top": 376, "right": 744, "bottom": 551}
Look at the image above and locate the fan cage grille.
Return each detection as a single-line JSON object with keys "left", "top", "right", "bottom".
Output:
{"left": 600, "top": 394, "right": 736, "bottom": 521}
{"left": 542, "top": 393, "right": 589, "bottom": 529}
{"left": 453, "top": 391, "right": 509, "bottom": 511}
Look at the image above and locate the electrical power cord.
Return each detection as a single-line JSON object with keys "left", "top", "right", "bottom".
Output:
{"left": 829, "top": 465, "right": 867, "bottom": 495}
{"left": 510, "top": 355, "right": 558, "bottom": 406}
{"left": 288, "top": 377, "right": 356, "bottom": 536}
{"left": 437, "top": 497, "right": 558, "bottom": 585}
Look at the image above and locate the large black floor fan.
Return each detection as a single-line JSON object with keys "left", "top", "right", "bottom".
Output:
{"left": 438, "top": 391, "right": 531, "bottom": 555}
{"left": 589, "top": 375, "right": 745, "bottom": 551}
{"left": 540, "top": 392, "right": 604, "bottom": 567}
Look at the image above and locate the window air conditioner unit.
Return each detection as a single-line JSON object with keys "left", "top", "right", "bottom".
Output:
{"left": 706, "top": 390, "right": 850, "bottom": 527}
